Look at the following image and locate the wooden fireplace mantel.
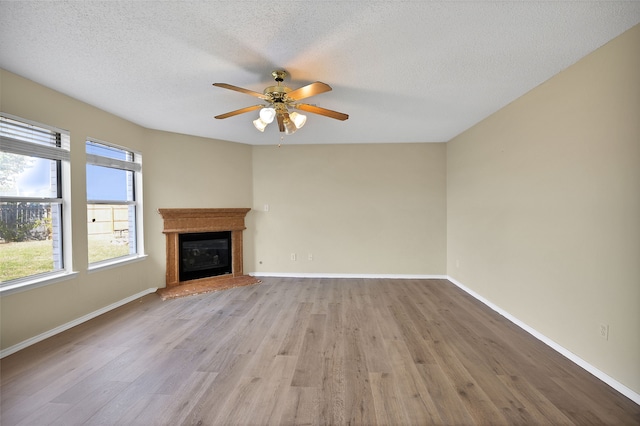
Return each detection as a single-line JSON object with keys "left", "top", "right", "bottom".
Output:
{"left": 158, "top": 208, "right": 250, "bottom": 233}
{"left": 156, "top": 208, "right": 259, "bottom": 300}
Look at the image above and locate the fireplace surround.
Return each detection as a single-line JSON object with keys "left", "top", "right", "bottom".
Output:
{"left": 157, "top": 208, "right": 259, "bottom": 300}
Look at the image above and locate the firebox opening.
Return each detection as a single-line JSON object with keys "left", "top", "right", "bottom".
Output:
{"left": 179, "top": 231, "right": 232, "bottom": 282}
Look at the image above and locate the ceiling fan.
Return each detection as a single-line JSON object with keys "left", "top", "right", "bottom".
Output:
{"left": 213, "top": 70, "right": 349, "bottom": 135}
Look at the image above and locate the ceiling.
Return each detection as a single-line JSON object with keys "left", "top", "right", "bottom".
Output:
{"left": 1, "top": 2, "right": 639, "bottom": 146}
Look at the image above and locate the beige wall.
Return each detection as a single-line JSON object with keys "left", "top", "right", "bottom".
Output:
{"left": 0, "top": 70, "right": 253, "bottom": 349}
{"left": 250, "top": 143, "right": 447, "bottom": 275}
{"left": 447, "top": 25, "right": 640, "bottom": 393}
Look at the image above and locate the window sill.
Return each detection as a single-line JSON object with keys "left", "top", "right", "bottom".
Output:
{"left": 87, "top": 254, "right": 147, "bottom": 273}
{"left": 0, "top": 271, "right": 79, "bottom": 297}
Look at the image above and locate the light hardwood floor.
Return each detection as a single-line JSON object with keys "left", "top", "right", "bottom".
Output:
{"left": 1, "top": 277, "right": 638, "bottom": 425}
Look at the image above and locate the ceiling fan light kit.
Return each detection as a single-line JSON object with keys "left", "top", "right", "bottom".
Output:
{"left": 213, "top": 70, "right": 348, "bottom": 138}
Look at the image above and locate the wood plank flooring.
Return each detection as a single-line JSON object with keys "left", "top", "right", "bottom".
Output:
{"left": 1, "top": 277, "right": 638, "bottom": 425}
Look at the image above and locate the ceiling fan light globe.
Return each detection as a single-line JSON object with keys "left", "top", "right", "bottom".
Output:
{"left": 253, "top": 118, "right": 268, "bottom": 132}
{"left": 259, "top": 107, "right": 276, "bottom": 123}
{"left": 290, "top": 112, "right": 307, "bottom": 129}
{"left": 283, "top": 119, "right": 297, "bottom": 135}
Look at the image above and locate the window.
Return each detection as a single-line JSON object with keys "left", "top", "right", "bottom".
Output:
{"left": 86, "top": 139, "right": 143, "bottom": 265}
{"left": 0, "top": 113, "right": 72, "bottom": 289}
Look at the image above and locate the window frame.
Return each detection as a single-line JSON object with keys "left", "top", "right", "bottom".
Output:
{"left": 85, "top": 137, "right": 144, "bottom": 269}
{"left": 0, "top": 112, "right": 75, "bottom": 295}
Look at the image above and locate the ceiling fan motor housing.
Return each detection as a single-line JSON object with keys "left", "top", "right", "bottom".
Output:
{"left": 263, "top": 85, "right": 291, "bottom": 102}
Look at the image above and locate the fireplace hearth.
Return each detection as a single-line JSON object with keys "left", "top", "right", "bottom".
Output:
{"left": 157, "top": 208, "right": 260, "bottom": 300}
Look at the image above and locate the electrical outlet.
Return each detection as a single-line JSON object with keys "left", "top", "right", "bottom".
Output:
{"left": 290, "top": 253, "right": 296, "bottom": 261}
{"left": 308, "top": 253, "right": 313, "bottom": 261}
{"left": 599, "top": 323, "right": 609, "bottom": 340}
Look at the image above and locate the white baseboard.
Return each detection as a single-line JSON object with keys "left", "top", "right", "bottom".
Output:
{"left": 0, "top": 287, "right": 158, "bottom": 359}
{"left": 446, "top": 276, "right": 640, "bottom": 405}
{"left": 250, "top": 272, "right": 448, "bottom": 280}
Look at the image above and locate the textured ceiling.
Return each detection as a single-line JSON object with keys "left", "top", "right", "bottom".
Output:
{"left": 1, "top": 1, "right": 639, "bottom": 146}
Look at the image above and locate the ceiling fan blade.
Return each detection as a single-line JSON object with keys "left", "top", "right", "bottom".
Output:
{"left": 277, "top": 113, "right": 285, "bottom": 132}
{"left": 213, "top": 83, "right": 269, "bottom": 100}
{"left": 295, "top": 103, "right": 349, "bottom": 121}
{"left": 214, "top": 104, "right": 263, "bottom": 119}
{"left": 286, "top": 82, "right": 332, "bottom": 101}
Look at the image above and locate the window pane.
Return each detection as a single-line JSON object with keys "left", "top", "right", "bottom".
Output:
{"left": 86, "top": 165, "right": 133, "bottom": 201}
{"left": 85, "top": 138, "right": 141, "bottom": 265}
{"left": 86, "top": 141, "right": 131, "bottom": 161}
{"left": 87, "top": 204, "right": 136, "bottom": 263}
{"left": 0, "top": 153, "right": 59, "bottom": 198}
{"left": 0, "top": 202, "right": 63, "bottom": 282}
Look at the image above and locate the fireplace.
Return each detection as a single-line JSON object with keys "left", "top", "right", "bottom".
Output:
{"left": 179, "top": 231, "right": 232, "bottom": 282}
{"left": 157, "top": 208, "right": 260, "bottom": 300}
